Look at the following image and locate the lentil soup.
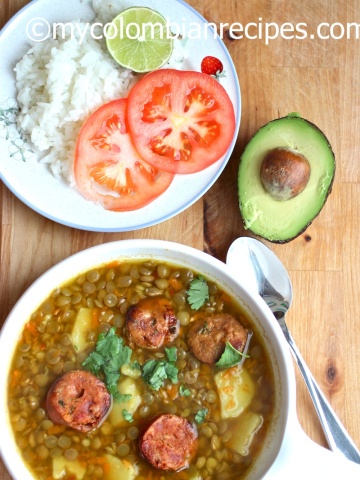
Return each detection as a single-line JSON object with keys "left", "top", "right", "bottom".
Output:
{"left": 7, "top": 259, "right": 276, "bottom": 480}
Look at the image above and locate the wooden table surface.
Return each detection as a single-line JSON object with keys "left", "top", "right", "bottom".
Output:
{"left": 1, "top": 0, "right": 360, "bottom": 478}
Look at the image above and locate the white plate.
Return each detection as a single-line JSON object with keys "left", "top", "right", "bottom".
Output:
{"left": 0, "top": 0, "right": 241, "bottom": 232}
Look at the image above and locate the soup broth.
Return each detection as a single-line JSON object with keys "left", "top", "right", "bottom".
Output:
{"left": 7, "top": 259, "right": 276, "bottom": 480}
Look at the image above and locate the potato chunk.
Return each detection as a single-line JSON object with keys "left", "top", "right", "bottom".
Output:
{"left": 227, "top": 411, "right": 263, "bottom": 456}
{"left": 102, "top": 454, "right": 138, "bottom": 480}
{"left": 70, "top": 308, "right": 98, "bottom": 352}
{"left": 109, "top": 376, "right": 141, "bottom": 426}
{"left": 214, "top": 366, "right": 255, "bottom": 419}
{"left": 53, "top": 457, "right": 86, "bottom": 479}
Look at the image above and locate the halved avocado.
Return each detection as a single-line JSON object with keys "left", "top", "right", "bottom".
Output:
{"left": 238, "top": 114, "right": 335, "bottom": 243}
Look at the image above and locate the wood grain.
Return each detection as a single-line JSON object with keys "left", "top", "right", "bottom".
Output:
{"left": 1, "top": 0, "right": 360, "bottom": 478}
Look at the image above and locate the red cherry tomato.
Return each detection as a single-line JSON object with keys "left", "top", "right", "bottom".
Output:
{"left": 201, "top": 56, "right": 224, "bottom": 77}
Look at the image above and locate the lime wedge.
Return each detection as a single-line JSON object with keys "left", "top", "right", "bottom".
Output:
{"left": 106, "top": 7, "right": 173, "bottom": 73}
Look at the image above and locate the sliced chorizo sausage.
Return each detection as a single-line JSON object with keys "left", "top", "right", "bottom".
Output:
{"left": 46, "top": 370, "right": 111, "bottom": 433}
{"left": 139, "top": 414, "right": 198, "bottom": 471}
{"left": 126, "top": 297, "right": 179, "bottom": 349}
{"left": 187, "top": 313, "right": 248, "bottom": 364}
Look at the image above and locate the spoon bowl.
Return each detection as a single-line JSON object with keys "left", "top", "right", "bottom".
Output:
{"left": 227, "top": 237, "right": 292, "bottom": 307}
{"left": 226, "top": 236, "right": 360, "bottom": 464}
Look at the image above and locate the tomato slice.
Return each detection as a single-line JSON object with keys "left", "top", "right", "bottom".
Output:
{"left": 74, "top": 98, "right": 174, "bottom": 211}
{"left": 126, "top": 69, "right": 236, "bottom": 174}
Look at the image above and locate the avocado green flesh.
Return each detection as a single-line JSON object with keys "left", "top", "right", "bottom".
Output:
{"left": 238, "top": 116, "right": 335, "bottom": 242}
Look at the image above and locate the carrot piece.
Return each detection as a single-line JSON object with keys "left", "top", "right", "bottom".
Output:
{"left": 87, "top": 457, "right": 111, "bottom": 474}
{"left": 87, "top": 456, "right": 109, "bottom": 465}
{"left": 10, "top": 369, "right": 22, "bottom": 387}
{"left": 47, "top": 424, "right": 66, "bottom": 435}
{"left": 168, "top": 277, "right": 183, "bottom": 292}
{"left": 220, "top": 292, "right": 232, "bottom": 304}
{"left": 91, "top": 308, "right": 100, "bottom": 329}
{"left": 107, "top": 261, "right": 120, "bottom": 269}
{"left": 24, "top": 321, "right": 38, "bottom": 336}
{"left": 166, "top": 383, "right": 179, "bottom": 400}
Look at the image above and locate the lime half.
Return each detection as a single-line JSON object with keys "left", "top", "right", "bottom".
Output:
{"left": 106, "top": 7, "right": 173, "bottom": 73}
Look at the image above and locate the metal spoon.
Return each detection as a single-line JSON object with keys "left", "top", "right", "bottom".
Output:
{"left": 226, "top": 237, "right": 360, "bottom": 464}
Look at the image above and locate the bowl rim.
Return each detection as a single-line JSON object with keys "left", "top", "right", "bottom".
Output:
{"left": 0, "top": 239, "right": 296, "bottom": 480}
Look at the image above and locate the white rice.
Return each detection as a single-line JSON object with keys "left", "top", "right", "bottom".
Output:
{"left": 15, "top": 2, "right": 135, "bottom": 183}
{"left": 91, "top": 0, "right": 127, "bottom": 24}
{"left": 15, "top": 1, "right": 187, "bottom": 183}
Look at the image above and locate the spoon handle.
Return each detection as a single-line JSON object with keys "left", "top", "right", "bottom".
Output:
{"left": 283, "top": 324, "right": 360, "bottom": 464}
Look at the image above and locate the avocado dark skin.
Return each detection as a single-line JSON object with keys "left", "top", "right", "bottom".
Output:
{"left": 238, "top": 114, "right": 335, "bottom": 243}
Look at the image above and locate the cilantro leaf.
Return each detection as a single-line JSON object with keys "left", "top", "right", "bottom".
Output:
{"left": 122, "top": 409, "right": 133, "bottom": 423}
{"left": 82, "top": 327, "right": 133, "bottom": 402}
{"left": 215, "top": 341, "right": 250, "bottom": 369}
{"left": 141, "top": 349, "right": 178, "bottom": 391}
{"left": 165, "top": 346, "right": 177, "bottom": 363}
{"left": 141, "top": 359, "right": 169, "bottom": 391}
{"left": 82, "top": 351, "right": 104, "bottom": 373}
{"left": 117, "top": 393, "right": 132, "bottom": 403}
{"left": 164, "top": 361, "right": 178, "bottom": 381}
{"left": 187, "top": 275, "right": 209, "bottom": 310}
{"left": 195, "top": 408, "right": 208, "bottom": 424}
{"left": 179, "top": 385, "right": 191, "bottom": 397}
{"left": 131, "top": 361, "right": 141, "bottom": 370}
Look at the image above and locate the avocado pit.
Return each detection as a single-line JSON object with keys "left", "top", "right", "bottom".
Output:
{"left": 238, "top": 114, "right": 335, "bottom": 242}
{"left": 260, "top": 147, "right": 311, "bottom": 201}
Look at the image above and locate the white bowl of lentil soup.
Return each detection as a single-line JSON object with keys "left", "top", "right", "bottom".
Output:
{"left": 2, "top": 239, "right": 355, "bottom": 480}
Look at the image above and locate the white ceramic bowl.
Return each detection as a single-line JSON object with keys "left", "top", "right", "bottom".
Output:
{"left": 0, "top": 240, "right": 358, "bottom": 479}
